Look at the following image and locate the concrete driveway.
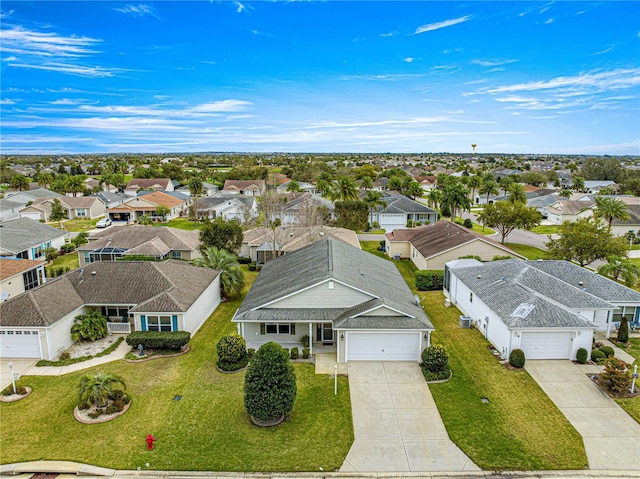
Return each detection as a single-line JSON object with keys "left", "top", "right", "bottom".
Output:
{"left": 526, "top": 360, "right": 640, "bottom": 471}
{"left": 0, "top": 359, "right": 36, "bottom": 391}
{"left": 340, "top": 361, "right": 479, "bottom": 473}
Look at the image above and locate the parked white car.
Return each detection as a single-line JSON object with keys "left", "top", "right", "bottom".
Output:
{"left": 96, "top": 217, "right": 112, "bottom": 228}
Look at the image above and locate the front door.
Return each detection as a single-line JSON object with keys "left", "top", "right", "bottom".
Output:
{"left": 320, "top": 323, "right": 333, "bottom": 343}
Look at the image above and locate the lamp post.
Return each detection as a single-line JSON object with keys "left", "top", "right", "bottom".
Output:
{"left": 8, "top": 362, "right": 16, "bottom": 394}
{"left": 334, "top": 365, "right": 338, "bottom": 396}
{"left": 631, "top": 364, "right": 638, "bottom": 394}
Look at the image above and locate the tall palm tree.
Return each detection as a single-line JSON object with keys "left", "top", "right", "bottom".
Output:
{"left": 598, "top": 255, "right": 640, "bottom": 287}
{"left": 363, "top": 190, "right": 387, "bottom": 226}
{"left": 441, "top": 183, "right": 471, "bottom": 222}
{"left": 467, "top": 174, "right": 482, "bottom": 204}
{"left": 594, "top": 196, "right": 630, "bottom": 230}
{"left": 78, "top": 372, "right": 126, "bottom": 408}
{"left": 329, "top": 176, "right": 359, "bottom": 201}
{"left": 571, "top": 176, "right": 585, "bottom": 192}
{"left": 426, "top": 188, "right": 443, "bottom": 210}
{"left": 507, "top": 183, "right": 527, "bottom": 204}
{"left": 189, "top": 176, "right": 204, "bottom": 198}
{"left": 65, "top": 175, "right": 86, "bottom": 197}
{"left": 194, "top": 247, "right": 245, "bottom": 299}
{"left": 479, "top": 178, "right": 499, "bottom": 205}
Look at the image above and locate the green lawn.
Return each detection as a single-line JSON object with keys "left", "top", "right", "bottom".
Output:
{"left": 153, "top": 217, "right": 202, "bottom": 231}
{"left": 613, "top": 338, "right": 640, "bottom": 423}
{"left": 49, "top": 218, "right": 100, "bottom": 233}
{"left": 530, "top": 225, "right": 560, "bottom": 235}
{"left": 504, "top": 243, "right": 547, "bottom": 260}
{"left": 49, "top": 251, "right": 80, "bottom": 272}
{"left": 0, "top": 271, "right": 353, "bottom": 471}
{"left": 361, "top": 240, "right": 587, "bottom": 470}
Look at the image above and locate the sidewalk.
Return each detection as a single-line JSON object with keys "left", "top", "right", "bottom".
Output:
{"left": 594, "top": 332, "right": 637, "bottom": 365}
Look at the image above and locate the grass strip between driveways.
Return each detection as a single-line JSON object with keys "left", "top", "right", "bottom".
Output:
{"left": 0, "top": 269, "right": 353, "bottom": 471}
{"left": 361, "top": 241, "right": 587, "bottom": 470}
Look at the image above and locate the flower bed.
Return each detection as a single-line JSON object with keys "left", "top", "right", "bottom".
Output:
{"left": 0, "top": 386, "right": 32, "bottom": 403}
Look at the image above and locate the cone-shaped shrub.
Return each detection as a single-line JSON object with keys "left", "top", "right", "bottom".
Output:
{"left": 618, "top": 316, "right": 629, "bottom": 343}
{"left": 216, "top": 332, "right": 248, "bottom": 371}
{"left": 244, "top": 342, "right": 297, "bottom": 423}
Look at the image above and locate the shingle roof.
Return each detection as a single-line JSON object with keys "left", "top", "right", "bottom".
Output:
{"left": 0, "top": 217, "right": 67, "bottom": 254}
{"left": 0, "top": 258, "right": 45, "bottom": 280}
{"left": 137, "top": 190, "right": 185, "bottom": 208}
{"left": 0, "top": 260, "right": 219, "bottom": 327}
{"left": 377, "top": 195, "right": 437, "bottom": 214}
{"left": 125, "top": 178, "right": 172, "bottom": 190}
{"left": 78, "top": 225, "right": 199, "bottom": 252}
{"left": 450, "top": 259, "right": 609, "bottom": 329}
{"left": 222, "top": 180, "right": 266, "bottom": 191}
{"left": 243, "top": 225, "right": 360, "bottom": 251}
{"left": 235, "top": 238, "right": 433, "bottom": 330}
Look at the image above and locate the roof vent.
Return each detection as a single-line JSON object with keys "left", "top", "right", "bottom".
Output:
{"left": 578, "top": 281, "right": 583, "bottom": 286}
{"left": 91, "top": 271, "right": 96, "bottom": 275}
{"left": 477, "top": 274, "right": 482, "bottom": 279}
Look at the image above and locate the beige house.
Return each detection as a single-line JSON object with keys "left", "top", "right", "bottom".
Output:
{"left": 222, "top": 179, "right": 266, "bottom": 196}
{"left": 0, "top": 258, "right": 46, "bottom": 302}
{"left": 385, "top": 220, "right": 524, "bottom": 270}
{"left": 106, "top": 191, "right": 186, "bottom": 223}
{"left": 19, "top": 197, "right": 105, "bottom": 221}
{"left": 241, "top": 225, "right": 360, "bottom": 264}
{"left": 124, "top": 178, "right": 174, "bottom": 196}
{"left": 77, "top": 225, "right": 201, "bottom": 266}
{"left": 545, "top": 200, "right": 594, "bottom": 225}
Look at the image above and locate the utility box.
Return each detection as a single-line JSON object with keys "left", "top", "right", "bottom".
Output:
{"left": 459, "top": 316, "right": 472, "bottom": 328}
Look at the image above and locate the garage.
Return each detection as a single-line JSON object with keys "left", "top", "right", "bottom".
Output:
{"left": 0, "top": 329, "right": 42, "bottom": 358}
{"left": 346, "top": 331, "right": 421, "bottom": 361}
{"left": 20, "top": 212, "right": 42, "bottom": 221}
{"left": 520, "top": 331, "right": 572, "bottom": 360}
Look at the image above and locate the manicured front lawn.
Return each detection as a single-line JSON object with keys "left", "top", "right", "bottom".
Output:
{"left": 49, "top": 218, "right": 100, "bottom": 233}
{"left": 48, "top": 250, "right": 80, "bottom": 272}
{"left": 423, "top": 292, "right": 587, "bottom": 470}
{"left": 613, "top": 338, "right": 640, "bottom": 423}
{"left": 530, "top": 225, "right": 560, "bottom": 235}
{"left": 153, "top": 217, "right": 202, "bottom": 231}
{"left": 504, "top": 243, "right": 546, "bottom": 260}
{"left": 0, "top": 272, "right": 353, "bottom": 471}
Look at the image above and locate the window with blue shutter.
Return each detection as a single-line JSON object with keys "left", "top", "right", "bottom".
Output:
{"left": 141, "top": 315, "right": 147, "bottom": 331}
{"left": 172, "top": 315, "right": 178, "bottom": 331}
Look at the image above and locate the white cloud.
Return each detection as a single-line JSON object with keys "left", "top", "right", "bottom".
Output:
{"left": 5, "top": 61, "right": 117, "bottom": 78}
{"left": 414, "top": 15, "right": 472, "bottom": 34}
{"left": 545, "top": 18, "right": 555, "bottom": 24}
{"left": 234, "top": 2, "right": 245, "bottom": 13}
{"left": 471, "top": 59, "right": 517, "bottom": 67}
{"left": 404, "top": 57, "right": 414, "bottom": 63}
{"left": 113, "top": 4, "right": 161, "bottom": 20}
{"left": 0, "top": 98, "right": 16, "bottom": 105}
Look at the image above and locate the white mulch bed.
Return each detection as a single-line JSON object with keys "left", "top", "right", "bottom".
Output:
{"left": 65, "top": 335, "right": 120, "bottom": 359}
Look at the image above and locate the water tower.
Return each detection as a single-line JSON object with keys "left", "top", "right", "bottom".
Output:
{"left": 471, "top": 143, "right": 477, "bottom": 154}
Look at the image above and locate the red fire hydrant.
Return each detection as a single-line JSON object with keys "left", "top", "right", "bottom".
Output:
{"left": 146, "top": 434, "right": 157, "bottom": 450}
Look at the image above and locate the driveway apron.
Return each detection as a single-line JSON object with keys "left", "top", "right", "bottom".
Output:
{"left": 525, "top": 360, "right": 640, "bottom": 471}
{"left": 340, "top": 361, "right": 479, "bottom": 472}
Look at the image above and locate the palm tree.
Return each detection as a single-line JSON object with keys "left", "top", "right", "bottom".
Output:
{"left": 559, "top": 189, "right": 572, "bottom": 198}
{"left": 360, "top": 176, "right": 373, "bottom": 190}
{"left": 594, "top": 196, "right": 630, "bottom": 230}
{"left": 598, "top": 255, "right": 640, "bottom": 287}
{"left": 507, "top": 183, "right": 527, "bottom": 204}
{"left": 467, "top": 174, "right": 482, "bottom": 203}
{"left": 479, "top": 178, "right": 499, "bottom": 205}
{"left": 329, "top": 176, "right": 359, "bottom": 201}
{"left": 65, "top": 175, "right": 86, "bottom": 197}
{"left": 405, "top": 181, "right": 424, "bottom": 200}
{"left": 441, "top": 183, "right": 471, "bottom": 222}
{"left": 499, "top": 176, "right": 514, "bottom": 196}
{"left": 363, "top": 190, "right": 387, "bottom": 226}
{"left": 9, "top": 174, "right": 30, "bottom": 191}
{"left": 426, "top": 188, "right": 443, "bottom": 210}
{"left": 194, "top": 246, "right": 245, "bottom": 299}
{"left": 78, "top": 372, "right": 126, "bottom": 409}
{"left": 188, "top": 176, "right": 204, "bottom": 198}
{"left": 572, "top": 176, "right": 585, "bottom": 192}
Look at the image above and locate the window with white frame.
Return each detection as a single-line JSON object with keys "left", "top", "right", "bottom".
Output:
{"left": 75, "top": 208, "right": 87, "bottom": 217}
{"left": 147, "top": 315, "right": 172, "bottom": 332}
{"left": 612, "top": 306, "right": 638, "bottom": 323}
{"left": 261, "top": 323, "right": 296, "bottom": 335}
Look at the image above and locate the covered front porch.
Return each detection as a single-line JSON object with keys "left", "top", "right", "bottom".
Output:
{"left": 237, "top": 320, "right": 337, "bottom": 356}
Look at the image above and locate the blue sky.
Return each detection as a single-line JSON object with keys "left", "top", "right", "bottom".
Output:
{"left": 1, "top": 1, "right": 639, "bottom": 155}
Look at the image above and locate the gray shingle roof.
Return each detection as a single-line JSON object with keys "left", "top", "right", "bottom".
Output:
{"left": 79, "top": 225, "right": 199, "bottom": 252}
{"left": 0, "top": 217, "right": 67, "bottom": 254}
{"left": 450, "top": 260, "right": 607, "bottom": 329}
{"left": 378, "top": 195, "right": 437, "bottom": 214}
{"left": 0, "top": 260, "right": 219, "bottom": 327}
{"left": 235, "top": 238, "right": 433, "bottom": 330}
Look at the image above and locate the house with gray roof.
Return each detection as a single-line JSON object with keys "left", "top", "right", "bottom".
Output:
{"left": 370, "top": 195, "right": 438, "bottom": 232}
{"left": 0, "top": 260, "right": 220, "bottom": 359}
{"left": 233, "top": 238, "right": 434, "bottom": 362}
{"left": 0, "top": 217, "right": 68, "bottom": 260}
{"left": 443, "top": 258, "right": 639, "bottom": 360}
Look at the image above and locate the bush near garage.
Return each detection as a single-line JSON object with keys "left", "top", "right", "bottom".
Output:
{"left": 576, "top": 348, "right": 588, "bottom": 364}
{"left": 126, "top": 331, "right": 190, "bottom": 351}
{"left": 421, "top": 345, "right": 450, "bottom": 381}
{"left": 599, "top": 346, "right": 615, "bottom": 358}
{"left": 591, "top": 348, "right": 606, "bottom": 363}
{"left": 509, "top": 349, "right": 526, "bottom": 368}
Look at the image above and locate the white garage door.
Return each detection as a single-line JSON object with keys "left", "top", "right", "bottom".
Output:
{"left": 20, "top": 213, "right": 41, "bottom": 221}
{"left": 347, "top": 331, "right": 421, "bottom": 361}
{"left": 0, "top": 330, "right": 42, "bottom": 358}
{"left": 520, "top": 331, "right": 572, "bottom": 360}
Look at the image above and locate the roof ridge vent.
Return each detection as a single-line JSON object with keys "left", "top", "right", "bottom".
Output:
{"left": 327, "top": 238, "right": 333, "bottom": 272}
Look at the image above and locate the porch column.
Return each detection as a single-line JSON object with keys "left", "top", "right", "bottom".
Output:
{"left": 308, "top": 322, "right": 313, "bottom": 356}
{"left": 605, "top": 311, "right": 612, "bottom": 339}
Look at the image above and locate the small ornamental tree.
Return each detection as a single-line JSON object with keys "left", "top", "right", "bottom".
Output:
{"left": 216, "top": 332, "right": 249, "bottom": 371}
{"left": 598, "top": 357, "right": 632, "bottom": 396}
{"left": 71, "top": 310, "right": 108, "bottom": 342}
{"left": 78, "top": 372, "right": 126, "bottom": 409}
{"left": 244, "top": 342, "right": 297, "bottom": 425}
{"left": 420, "top": 345, "right": 450, "bottom": 381}
{"left": 618, "top": 316, "right": 629, "bottom": 343}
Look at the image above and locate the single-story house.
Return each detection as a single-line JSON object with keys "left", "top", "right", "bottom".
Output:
{"left": 194, "top": 195, "right": 258, "bottom": 221}
{"left": 124, "top": 178, "right": 175, "bottom": 196}
{"left": 0, "top": 260, "right": 220, "bottom": 359}
{"left": 0, "top": 258, "right": 46, "bottom": 302}
{"left": 91, "top": 191, "right": 130, "bottom": 209}
{"left": 584, "top": 180, "right": 617, "bottom": 194}
{"left": 106, "top": 191, "right": 186, "bottom": 222}
{"left": 444, "top": 258, "right": 640, "bottom": 360}
{"left": 233, "top": 238, "right": 434, "bottom": 363}
{"left": 370, "top": 195, "right": 439, "bottom": 232}
{"left": 545, "top": 199, "right": 594, "bottom": 225}
{"left": 264, "top": 192, "right": 335, "bottom": 225}
{"left": 176, "top": 182, "right": 219, "bottom": 197}
{"left": 276, "top": 180, "right": 317, "bottom": 195}
{"left": 241, "top": 225, "right": 360, "bottom": 264}
{"left": 0, "top": 217, "right": 68, "bottom": 260}
{"left": 611, "top": 205, "right": 640, "bottom": 238}
{"left": 19, "top": 196, "right": 105, "bottom": 221}
{"left": 3, "top": 188, "right": 64, "bottom": 205}
{"left": 77, "top": 225, "right": 201, "bottom": 266}
{"left": 385, "top": 220, "right": 525, "bottom": 270}
{"left": 222, "top": 179, "right": 266, "bottom": 196}
{"left": 0, "top": 199, "right": 24, "bottom": 222}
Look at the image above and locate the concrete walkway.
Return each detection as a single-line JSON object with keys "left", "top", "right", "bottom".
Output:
{"left": 340, "top": 361, "right": 479, "bottom": 473}
{"left": 525, "top": 360, "right": 640, "bottom": 471}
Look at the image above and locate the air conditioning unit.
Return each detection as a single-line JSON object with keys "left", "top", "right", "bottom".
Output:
{"left": 444, "top": 299, "right": 451, "bottom": 307}
{"left": 459, "top": 316, "right": 472, "bottom": 328}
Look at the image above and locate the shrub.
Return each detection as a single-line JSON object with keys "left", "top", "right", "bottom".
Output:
{"left": 591, "top": 348, "right": 606, "bottom": 363}
{"left": 598, "top": 357, "right": 632, "bottom": 395}
{"left": 248, "top": 348, "right": 255, "bottom": 358}
{"left": 576, "top": 348, "right": 588, "bottom": 364}
{"left": 72, "top": 232, "right": 89, "bottom": 247}
{"left": 463, "top": 218, "right": 473, "bottom": 229}
{"left": 44, "top": 246, "right": 59, "bottom": 262}
{"left": 618, "top": 316, "right": 629, "bottom": 343}
{"left": 509, "top": 349, "right": 526, "bottom": 368}
{"left": 372, "top": 222, "right": 380, "bottom": 229}
{"left": 88, "top": 410, "right": 104, "bottom": 419}
{"left": 599, "top": 346, "right": 615, "bottom": 358}
{"left": 60, "top": 244, "right": 75, "bottom": 253}
{"left": 299, "top": 334, "right": 310, "bottom": 348}
{"left": 244, "top": 342, "right": 297, "bottom": 423}
{"left": 415, "top": 270, "right": 444, "bottom": 291}
{"left": 217, "top": 332, "right": 247, "bottom": 364}
{"left": 421, "top": 345, "right": 449, "bottom": 373}
{"left": 71, "top": 310, "right": 108, "bottom": 342}
{"left": 1, "top": 385, "right": 27, "bottom": 396}
{"left": 237, "top": 256, "right": 252, "bottom": 264}
{"left": 105, "top": 404, "right": 119, "bottom": 415}
{"left": 218, "top": 356, "right": 249, "bottom": 372}
{"left": 492, "top": 255, "right": 513, "bottom": 261}
{"left": 58, "top": 349, "right": 71, "bottom": 361}
{"left": 302, "top": 347, "right": 310, "bottom": 359}
{"left": 126, "top": 331, "right": 190, "bottom": 350}
{"left": 290, "top": 347, "right": 299, "bottom": 360}
{"left": 248, "top": 263, "right": 257, "bottom": 271}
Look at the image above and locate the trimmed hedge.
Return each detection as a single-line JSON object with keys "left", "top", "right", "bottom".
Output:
{"left": 415, "top": 270, "right": 444, "bottom": 291}
{"left": 509, "top": 349, "right": 526, "bottom": 368}
{"left": 421, "top": 345, "right": 449, "bottom": 373}
{"left": 576, "top": 348, "right": 588, "bottom": 364}
{"left": 126, "top": 331, "right": 190, "bottom": 350}
{"left": 599, "top": 346, "right": 615, "bottom": 358}
{"left": 591, "top": 348, "right": 605, "bottom": 363}
{"left": 618, "top": 316, "right": 629, "bottom": 343}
